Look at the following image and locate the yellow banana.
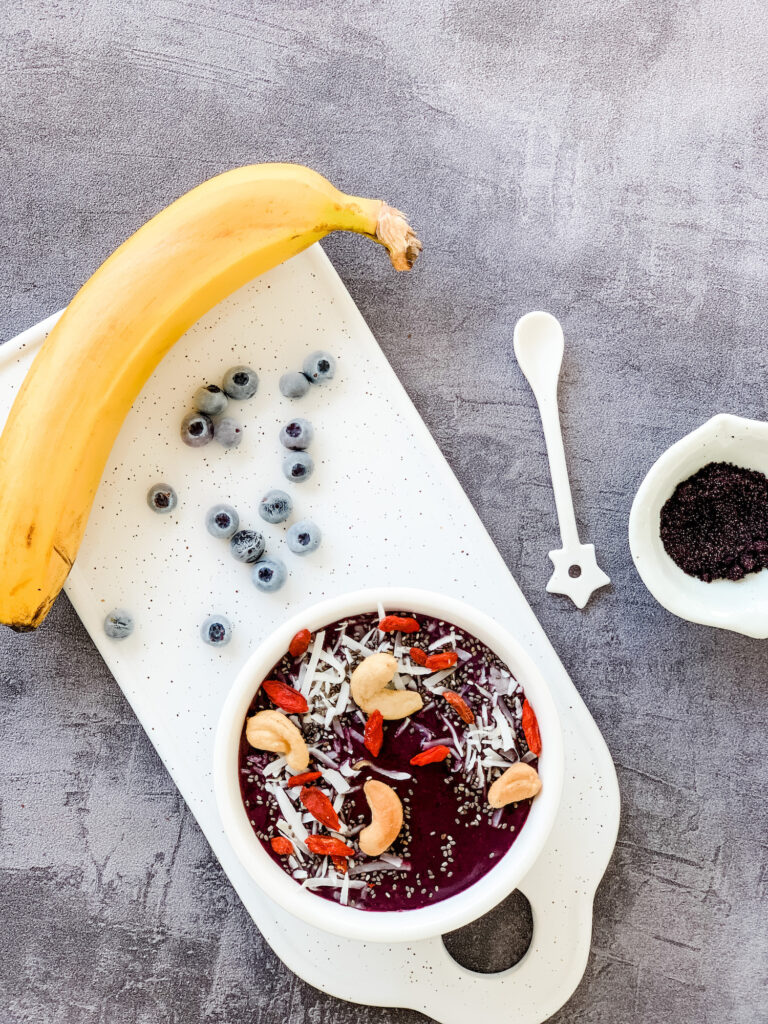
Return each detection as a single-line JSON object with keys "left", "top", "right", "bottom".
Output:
{"left": 0, "top": 163, "right": 421, "bottom": 631}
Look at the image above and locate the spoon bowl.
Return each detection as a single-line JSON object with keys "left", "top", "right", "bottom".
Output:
{"left": 513, "top": 311, "right": 564, "bottom": 400}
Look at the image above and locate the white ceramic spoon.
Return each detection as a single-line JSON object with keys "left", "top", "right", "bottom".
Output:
{"left": 513, "top": 311, "right": 610, "bottom": 608}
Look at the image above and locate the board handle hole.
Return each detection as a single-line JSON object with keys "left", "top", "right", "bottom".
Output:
{"left": 442, "top": 889, "right": 533, "bottom": 974}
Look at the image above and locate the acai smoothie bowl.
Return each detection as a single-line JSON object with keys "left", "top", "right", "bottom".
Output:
{"left": 214, "top": 588, "right": 563, "bottom": 943}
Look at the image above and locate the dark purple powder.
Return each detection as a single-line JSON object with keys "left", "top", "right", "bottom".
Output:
{"left": 660, "top": 461, "right": 768, "bottom": 582}
{"left": 238, "top": 611, "right": 539, "bottom": 911}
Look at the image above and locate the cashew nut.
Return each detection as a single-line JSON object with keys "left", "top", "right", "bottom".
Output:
{"left": 350, "top": 652, "right": 424, "bottom": 721}
{"left": 245, "top": 709, "right": 309, "bottom": 772}
{"left": 359, "top": 779, "right": 403, "bottom": 857}
{"left": 487, "top": 762, "right": 542, "bottom": 808}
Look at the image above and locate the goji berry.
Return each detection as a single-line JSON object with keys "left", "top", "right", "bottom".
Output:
{"left": 378, "top": 615, "right": 420, "bottom": 633}
{"left": 410, "top": 744, "right": 451, "bottom": 766}
{"left": 442, "top": 689, "right": 475, "bottom": 724}
{"left": 300, "top": 786, "right": 341, "bottom": 831}
{"left": 409, "top": 647, "right": 428, "bottom": 666}
{"left": 270, "top": 836, "right": 294, "bottom": 855}
{"left": 305, "top": 835, "right": 355, "bottom": 857}
{"left": 425, "top": 651, "right": 458, "bottom": 671}
{"left": 262, "top": 678, "right": 308, "bottom": 714}
{"left": 286, "top": 770, "right": 322, "bottom": 788}
{"left": 331, "top": 856, "right": 348, "bottom": 875}
{"left": 521, "top": 699, "right": 542, "bottom": 756}
{"left": 289, "top": 628, "right": 312, "bottom": 658}
{"left": 364, "top": 709, "right": 384, "bottom": 757}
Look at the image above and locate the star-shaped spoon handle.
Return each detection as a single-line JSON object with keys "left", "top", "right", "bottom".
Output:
{"left": 513, "top": 311, "right": 610, "bottom": 609}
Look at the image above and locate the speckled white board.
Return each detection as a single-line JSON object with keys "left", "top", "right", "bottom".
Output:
{"left": 0, "top": 245, "right": 620, "bottom": 1024}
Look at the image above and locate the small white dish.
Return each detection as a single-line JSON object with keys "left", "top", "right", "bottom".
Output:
{"left": 214, "top": 586, "right": 564, "bottom": 944}
{"left": 629, "top": 414, "right": 768, "bottom": 639}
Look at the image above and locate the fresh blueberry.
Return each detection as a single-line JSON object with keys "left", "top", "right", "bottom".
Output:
{"left": 258, "top": 489, "right": 293, "bottom": 524}
{"left": 279, "top": 418, "right": 314, "bottom": 451}
{"left": 181, "top": 412, "right": 214, "bottom": 447}
{"left": 214, "top": 417, "right": 243, "bottom": 449}
{"left": 282, "top": 451, "right": 314, "bottom": 483}
{"left": 147, "top": 483, "right": 177, "bottom": 514}
{"left": 201, "top": 615, "right": 232, "bottom": 647}
{"left": 223, "top": 365, "right": 259, "bottom": 400}
{"left": 104, "top": 608, "right": 134, "bottom": 639}
{"left": 302, "top": 350, "right": 336, "bottom": 384}
{"left": 230, "top": 529, "right": 265, "bottom": 563}
{"left": 206, "top": 504, "right": 239, "bottom": 539}
{"left": 252, "top": 557, "right": 287, "bottom": 592}
{"left": 194, "top": 384, "right": 228, "bottom": 417}
{"left": 279, "top": 371, "right": 311, "bottom": 399}
{"left": 286, "top": 520, "right": 322, "bottom": 555}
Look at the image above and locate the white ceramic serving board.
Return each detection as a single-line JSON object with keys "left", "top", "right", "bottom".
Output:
{"left": 0, "top": 245, "right": 620, "bottom": 1024}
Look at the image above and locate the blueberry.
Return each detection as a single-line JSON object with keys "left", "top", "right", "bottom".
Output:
{"left": 206, "top": 504, "right": 239, "bottom": 539}
{"left": 279, "top": 418, "right": 314, "bottom": 451}
{"left": 147, "top": 483, "right": 177, "bottom": 514}
{"left": 286, "top": 519, "right": 321, "bottom": 555}
{"left": 214, "top": 417, "right": 243, "bottom": 449}
{"left": 194, "top": 384, "right": 228, "bottom": 417}
{"left": 201, "top": 614, "right": 232, "bottom": 647}
{"left": 230, "top": 529, "right": 265, "bottom": 563}
{"left": 223, "top": 365, "right": 259, "bottom": 400}
{"left": 181, "top": 412, "right": 214, "bottom": 447}
{"left": 104, "top": 608, "right": 134, "bottom": 639}
{"left": 279, "top": 371, "right": 311, "bottom": 398}
{"left": 302, "top": 350, "right": 336, "bottom": 384}
{"left": 258, "top": 489, "right": 293, "bottom": 524}
{"left": 252, "top": 557, "right": 287, "bottom": 592}
{"left": 282, "top": 451, "right": 314, "bottom": 483}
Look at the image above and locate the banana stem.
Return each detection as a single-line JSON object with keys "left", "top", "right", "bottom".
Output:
{"left": 375, "top": 204, "right": 423, "bottom": 271}
{"left": 338, "top": 195, "right": 422, "bottom": 272}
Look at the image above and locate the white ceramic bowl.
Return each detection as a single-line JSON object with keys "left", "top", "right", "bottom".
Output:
{"left": 214, "top": 587, "right": 564, "bottom": 943}
{"left": 629, "top": 414, "right": 768, "bottom": 639}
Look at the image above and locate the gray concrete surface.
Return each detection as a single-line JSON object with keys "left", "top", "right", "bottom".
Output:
{"left": 1, "top": 1, "right": 767, "bottom": 1021}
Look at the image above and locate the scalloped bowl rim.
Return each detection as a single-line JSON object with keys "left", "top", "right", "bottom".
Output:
{"left": 628, "top": 414, "right": 768, "bottom": 639}
{"left": 214, "top": 587, "right": 564, "bottom": 943}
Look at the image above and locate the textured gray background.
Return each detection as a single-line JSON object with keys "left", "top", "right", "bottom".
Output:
{"left": 1, "top": 1, "right": 767, "bottom": 1022}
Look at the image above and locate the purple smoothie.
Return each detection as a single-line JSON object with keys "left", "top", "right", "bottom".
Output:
{"left": 238, "top": 610, "right": 540, "bottom": 911}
